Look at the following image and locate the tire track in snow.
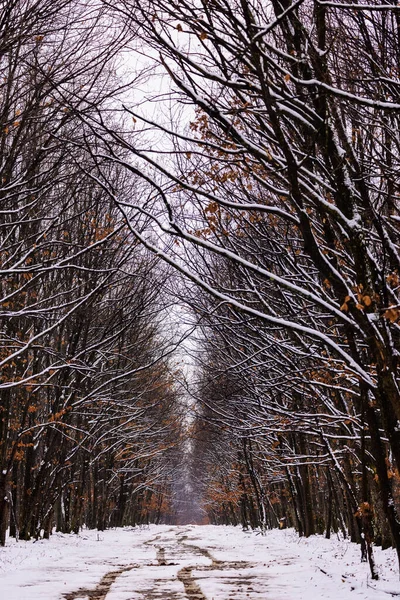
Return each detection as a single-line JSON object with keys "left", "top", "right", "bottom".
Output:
{"left": 176, "top": 534, "right": 250, "bottom": 600}
{"left": 63, "top": 564, "right": 139, "bottom": 600}
{"left": 177, "top": 565, "right": 207, "bottom": 600}
{"left": 62, "top": 529, "right": 251, "bottom": 600}
{"left": 62, "top": 531, "right": 164, "bottom": 600}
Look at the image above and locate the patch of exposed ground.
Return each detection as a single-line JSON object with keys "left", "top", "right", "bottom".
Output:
{"left": 156, "top": 546, "right": 167, "bottom": 565}
{"left": 178, "top": 566, "right": 207, "bottom": 600}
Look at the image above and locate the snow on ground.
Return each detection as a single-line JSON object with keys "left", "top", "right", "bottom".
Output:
{"left": 0, "top": 525, "right": 398, "bottom": 599}
{"left": 0, "top": 526, "right": 154, "bottom": 600}
{"left": 188, "top": 526, "right": 400, "bottom": 599}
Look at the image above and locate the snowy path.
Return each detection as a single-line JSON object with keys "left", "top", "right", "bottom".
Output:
{"left": 0, "top": 525, "right": 399, "bottom": 599}
{"left": 63, "top": 527, "right": 253, "bottom": 600}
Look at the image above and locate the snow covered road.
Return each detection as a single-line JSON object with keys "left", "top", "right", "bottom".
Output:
{"left": 0, "top": 525, "right": 398, "bottom": 599}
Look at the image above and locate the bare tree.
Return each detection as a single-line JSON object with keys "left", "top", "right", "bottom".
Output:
{"left": 0, "top": 0, "right": 183, "bottom": 545}
{"left": 92, "top": 0, "right": 400, "bottom": 575}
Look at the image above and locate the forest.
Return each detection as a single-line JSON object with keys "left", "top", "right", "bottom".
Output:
{"left": 0, "top": 0, "right": 399, "bottom": 583}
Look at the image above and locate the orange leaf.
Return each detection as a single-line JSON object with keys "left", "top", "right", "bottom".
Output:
{"left": 384, "top": 307, "right": 399, "bottom": 322}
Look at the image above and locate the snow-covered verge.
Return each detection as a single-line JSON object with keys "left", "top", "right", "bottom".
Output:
{"left": 187, "top": 526, "right": 400, "bottom": 599}
{"left": 0, "top": 526, "right": 161, "bottom": 600}
{"left": 0, "top": 524, "right": 398, "bottom": 599}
